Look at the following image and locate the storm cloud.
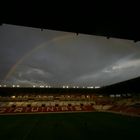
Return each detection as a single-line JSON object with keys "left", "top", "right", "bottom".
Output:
{"left": 0, "top": 24, "right": 140, "bottom": 87}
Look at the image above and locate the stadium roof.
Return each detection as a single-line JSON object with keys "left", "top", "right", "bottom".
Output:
{"left": 1, "top": 3, "right": 140, "bottom": 41}
{"left": 1, "top": 76, "right": 140, "bottom": 95}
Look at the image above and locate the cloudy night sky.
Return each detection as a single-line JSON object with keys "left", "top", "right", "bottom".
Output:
{"left": 0, "top": 24, "right": 140, "bottom": 87}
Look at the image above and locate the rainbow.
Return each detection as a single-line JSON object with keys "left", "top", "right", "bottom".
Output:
{"left": 5, "top": 33, "right": 74, "bottom": 80}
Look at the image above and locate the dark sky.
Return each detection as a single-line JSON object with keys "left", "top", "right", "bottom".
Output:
{"left": 0, "top": 24, "right": 140, "bottom": 87}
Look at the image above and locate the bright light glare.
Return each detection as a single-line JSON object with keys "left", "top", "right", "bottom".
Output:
{"left": 87, "top": 86, "right": 94, "bottom": 89}
{"left": 11, "top": 96, "right": 15, "bottom": 99}
{"left": 95, "top": 86, "right": 100, "bottom": 89}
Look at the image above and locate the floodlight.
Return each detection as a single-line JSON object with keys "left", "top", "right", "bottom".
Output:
{"left": 11, "top": 96, "right": 15, "bottom": 98}
{"left": 95, "top": 86, "right": 100, "bottom": 89}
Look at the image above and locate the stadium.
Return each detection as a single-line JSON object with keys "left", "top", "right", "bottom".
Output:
{"left": 0, "top": 22, "right": 140, "bottom": 140}
{"left": 0, "top": 83, "right": 140, "bottom": 116}
{"left": 0, "top": 84, "right": 140, "bottom": 140}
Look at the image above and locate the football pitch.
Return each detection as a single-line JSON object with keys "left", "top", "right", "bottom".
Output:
{"left": 0, "top": 112, "right": 140, "bottom": 140}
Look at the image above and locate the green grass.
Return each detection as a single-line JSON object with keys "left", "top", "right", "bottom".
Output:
{"left": 0, "top": 112, "right": 140, "bottom": 140}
